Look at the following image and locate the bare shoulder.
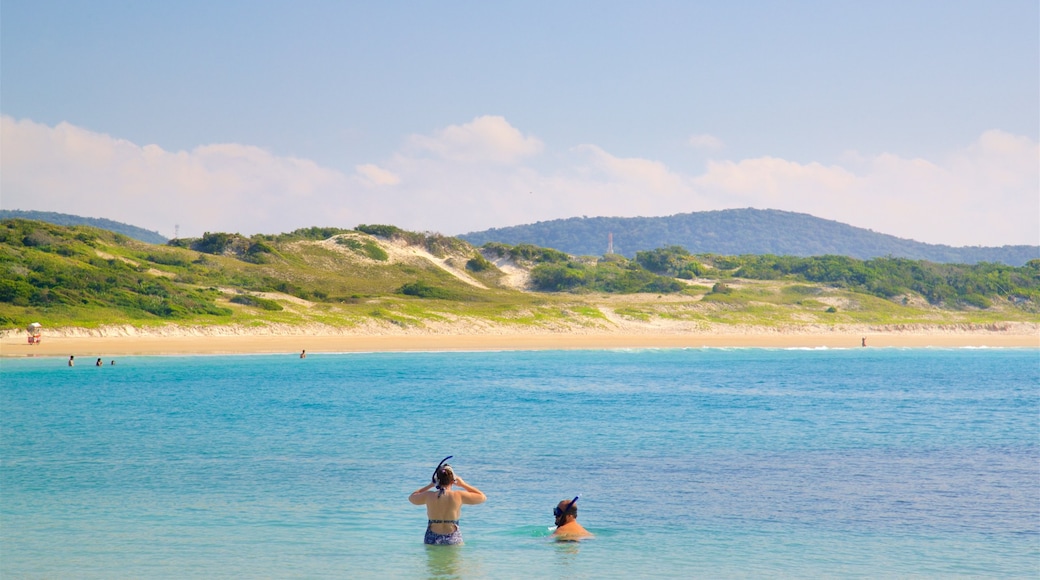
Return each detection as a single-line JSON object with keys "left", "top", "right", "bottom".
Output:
{"left": 553, "top": 523, "right": 593, "bottom": 540}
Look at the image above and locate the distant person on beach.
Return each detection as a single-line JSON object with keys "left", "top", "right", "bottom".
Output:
{"left": 552, "top": 497, "right": 592, "bottom": 540}
{"left": 96, "top": 358, "right": 103, "bottom": 366}
{"left": 300, "top": 350, "right": 306, "bottom": 359}
{"left": 862, "top": 337, "right": 867, "bottom": 347}
{"left": 110, "top": 360, "right": 116, "bottom": 365}
{"left": 409, "top": 457, "right": 486, "bottom": 545}
{"left": 68, "top": 356, "right": 74, "bottom": 367}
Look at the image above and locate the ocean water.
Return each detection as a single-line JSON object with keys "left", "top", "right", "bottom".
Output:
{"left": 2, "top": 348, "right": 1038, "bottom": 579}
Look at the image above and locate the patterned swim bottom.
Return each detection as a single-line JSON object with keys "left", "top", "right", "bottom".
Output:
{"left": 424, "top": 526, "right": 463, "bottom": 545}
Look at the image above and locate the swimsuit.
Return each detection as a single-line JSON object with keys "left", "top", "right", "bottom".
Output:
{"left": 424, "top": 519, "right": 462, "bottom": 545}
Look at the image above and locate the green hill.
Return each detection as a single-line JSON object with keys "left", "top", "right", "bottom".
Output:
{"left": 458, "top": 209, "right": 1039, "bottom": 266}
{"left": 0, "top": 210, "right": 168, "bottom": 245}
{"left": 1, "top": 218, "right": 1036, "bottom": 333}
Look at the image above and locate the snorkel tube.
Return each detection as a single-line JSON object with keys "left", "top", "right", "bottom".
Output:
{"left": 565, "top": 495, "right": 580, "bottom": 513}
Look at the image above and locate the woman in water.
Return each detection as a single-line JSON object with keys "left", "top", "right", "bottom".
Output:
{"left": 409, "top": 459, "right": 486, "bottom": 545}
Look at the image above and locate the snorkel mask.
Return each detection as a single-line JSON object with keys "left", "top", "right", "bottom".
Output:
{"left": 554, "top": 495, "right": 580, "bottom": 519}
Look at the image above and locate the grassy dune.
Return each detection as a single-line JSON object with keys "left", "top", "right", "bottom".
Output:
{"left": 1, "top": 219, "right": 1037, "bottom": 334}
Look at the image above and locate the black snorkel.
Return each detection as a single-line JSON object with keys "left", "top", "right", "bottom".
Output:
{"left": 432, "top": 455, "right": 453, "bottom": 496}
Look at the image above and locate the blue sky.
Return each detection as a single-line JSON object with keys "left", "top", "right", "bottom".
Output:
{"left": 2, "top": 1, "right": 1037, "bottom": 245}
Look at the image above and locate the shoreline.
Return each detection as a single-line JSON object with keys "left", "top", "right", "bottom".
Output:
{"left": 4, "top": 328, "right": 1037, "bottom": 357}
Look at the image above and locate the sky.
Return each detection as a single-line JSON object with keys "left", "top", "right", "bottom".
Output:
{"left": 2, "top": 1, "right": 1038, "bottom": 246}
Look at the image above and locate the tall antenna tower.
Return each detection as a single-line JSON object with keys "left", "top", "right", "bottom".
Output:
{"left": 174, "top": 224, "right": 180, "bottom": 239}
{"left": 607, "top": 232, "right": 614, "bottom": 255}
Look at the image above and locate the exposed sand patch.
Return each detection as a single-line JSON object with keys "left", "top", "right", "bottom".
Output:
{"left": 315, "top": 234, "right": 488, "bottom": 289}
{"left": 381, "top": 238, "right": 487, "bottom": 289}
{"left": 217, "top": 287, "right": 315, "bottom": 307}
{"left": 486, "top": 254, "right": 531, "bottom": 290}
{"left": 95, "top": 250, "right": 139, "bottom": 267}
{"left": 147, "top": 268, "right": 177, "bottom": 279}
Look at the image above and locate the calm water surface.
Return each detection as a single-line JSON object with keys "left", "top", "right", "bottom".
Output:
{"left": 2, "top": 348, "right": 1038, "bottom": 578}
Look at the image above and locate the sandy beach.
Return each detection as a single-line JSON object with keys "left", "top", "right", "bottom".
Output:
{"left": 3, "top": 324, "right": 1037, "bottom": 357}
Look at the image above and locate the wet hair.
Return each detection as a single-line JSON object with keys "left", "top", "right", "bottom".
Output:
{"left": 435, "top": 465, "right": 455, "bottom": 496}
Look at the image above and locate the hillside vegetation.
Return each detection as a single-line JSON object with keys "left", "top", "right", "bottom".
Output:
{"left": 1, "top": 218, "right": 1037, "bottom": 333}
{"left": 459, "top": 208, "right": 1039, "bottom": 266}
{"left": 0, "top": 209, "right": 168, "bottom": 244}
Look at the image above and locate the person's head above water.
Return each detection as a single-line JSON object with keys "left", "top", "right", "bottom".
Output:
{"left": 432, "top": 456, "right": 455, "bottom": 495}
{"left": 553, "top": 495, "right": 592, "bottom": 539}
{"left": 554, "top": 496, "right": 579, "bottom": 524}
{"left": 435, "top": 465, "right": 455, "bottom": 487}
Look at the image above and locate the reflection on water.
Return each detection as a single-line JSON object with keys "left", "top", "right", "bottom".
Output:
{"left": 553, "top": 538, "right": 583, "bottom": 571}
{"left": 424, "top": 544, "right": 462, "bottom": 579}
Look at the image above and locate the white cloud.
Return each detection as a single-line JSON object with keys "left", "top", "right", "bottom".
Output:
{"left": 695, "top": 157, "right": 857, "bottom": 197}
{"left": 0, "top": 116, "right": 358, "bottom": 238}
{"left": 2, "top": 114, "right": 1036, "bottom": 246}
{"left": 691, "top": 131, "right": 1039, "bottom": 246}
{"left": 688, "top": 133, "right": 725, "bottom": 151}
{"left": 355, "top": 163, "right": 400, "bottom": 186}
{"left": 405, "top": 115, "right": 543, "bottom": 164}
{"left": 575, "top": 144, "right": 688, "bottom": 193}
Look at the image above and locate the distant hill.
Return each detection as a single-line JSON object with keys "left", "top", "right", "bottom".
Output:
{"left": 0, "top": 210, "right": 168, "bottom": 245}
{"left": 459, "top": 209, "right": 1039, "bottom": 266}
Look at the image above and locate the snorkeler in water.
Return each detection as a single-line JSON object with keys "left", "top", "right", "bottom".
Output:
{"left": 552, "top": 496, "right": 592, "bottom": 540}
{"left": 409, "top": 456, "right": 486, "bottom": 545}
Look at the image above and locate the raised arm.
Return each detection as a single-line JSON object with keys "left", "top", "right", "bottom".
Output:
{"left": 409, "top": 482, "right": 435, "bottom": 505}
{"left": 453, "top": 477, "right": 487, "bottom": 505}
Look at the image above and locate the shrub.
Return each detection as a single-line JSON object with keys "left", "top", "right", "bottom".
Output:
{"left": 530, "top": 263, "right": 588, "bottom": 291}
{"left": 337, "top": 237, "right": 389, "bottom": 261}
{"left": 276, "top": 226, "right": 353, "bottom": 241}
{"left": 356, "top": 224, "right": 403, "bottom": 238}
{"left": 466, "top": 253, "right": 494, "bottom": 272}
{"left": 146, "top": 253, "right": 192, "bottom": 267}
{"left": 193, "top": 232, "right": 234, "bottom": 254}
{"left": 22, "top": 230, "right": 58, "bottom": 248}
{"left": 229, "top": 294, "right": 284, "bottom": 311}
{"left": 243, "top": 240, "right": 277, "bottom": 263}
{"left": 960, "top": 294, "right": 991, "bottom": 309}
{"left": 0, "top": 279, "right": 34, "bottom": 305}
{"left": 399, "top": 280, "right": 454, "bottom": 299}
{"left": 711, "top": 282, "right": 733, "bottom": 295}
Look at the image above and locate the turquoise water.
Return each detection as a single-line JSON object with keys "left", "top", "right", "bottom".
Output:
{"left": 2, "top": 348, "right": 1038, "bottom": 578}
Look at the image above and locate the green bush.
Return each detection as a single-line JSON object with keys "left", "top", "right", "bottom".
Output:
{"left": 243, "top": 240, "right": 277, "bottom": 264}
{"left": 399, "top": 280, "right": 455, "bottom": 299}
{"left": 0, "top": 279, "right": 35, "bottom": 305}
{"left": 530, "top": 263, "right": 588, "bottom": 291}
{"left": 22, "top": 230, "right": 59, "bottom": 248}
{"left": 193, "top": 232, "right": 234, "bottom": 254}
{"left": 337, "top": 237, "right": 389, "bottom": 261}
{"left": 273, "top": 226, "right": 353, "bottom": 241}
{"left": 356, "top": 224, "right": 403, "bottom": 238}
{"left": 146, "top": 253, "right": 192, "bottom": 267}
{"left": 960, "top": 294, "right": 991, "bottom": 309}
{"left": 483, "top": 242, "right": 570, "bottom": 264}
{"left": 635, "top": 245, "right": 691, "bottom": 276}
{"left": 229, "top": 294, "right": 284, "bottom": 311}
{"left": 466, "top": 253, "right": 494, "bottom": 272}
